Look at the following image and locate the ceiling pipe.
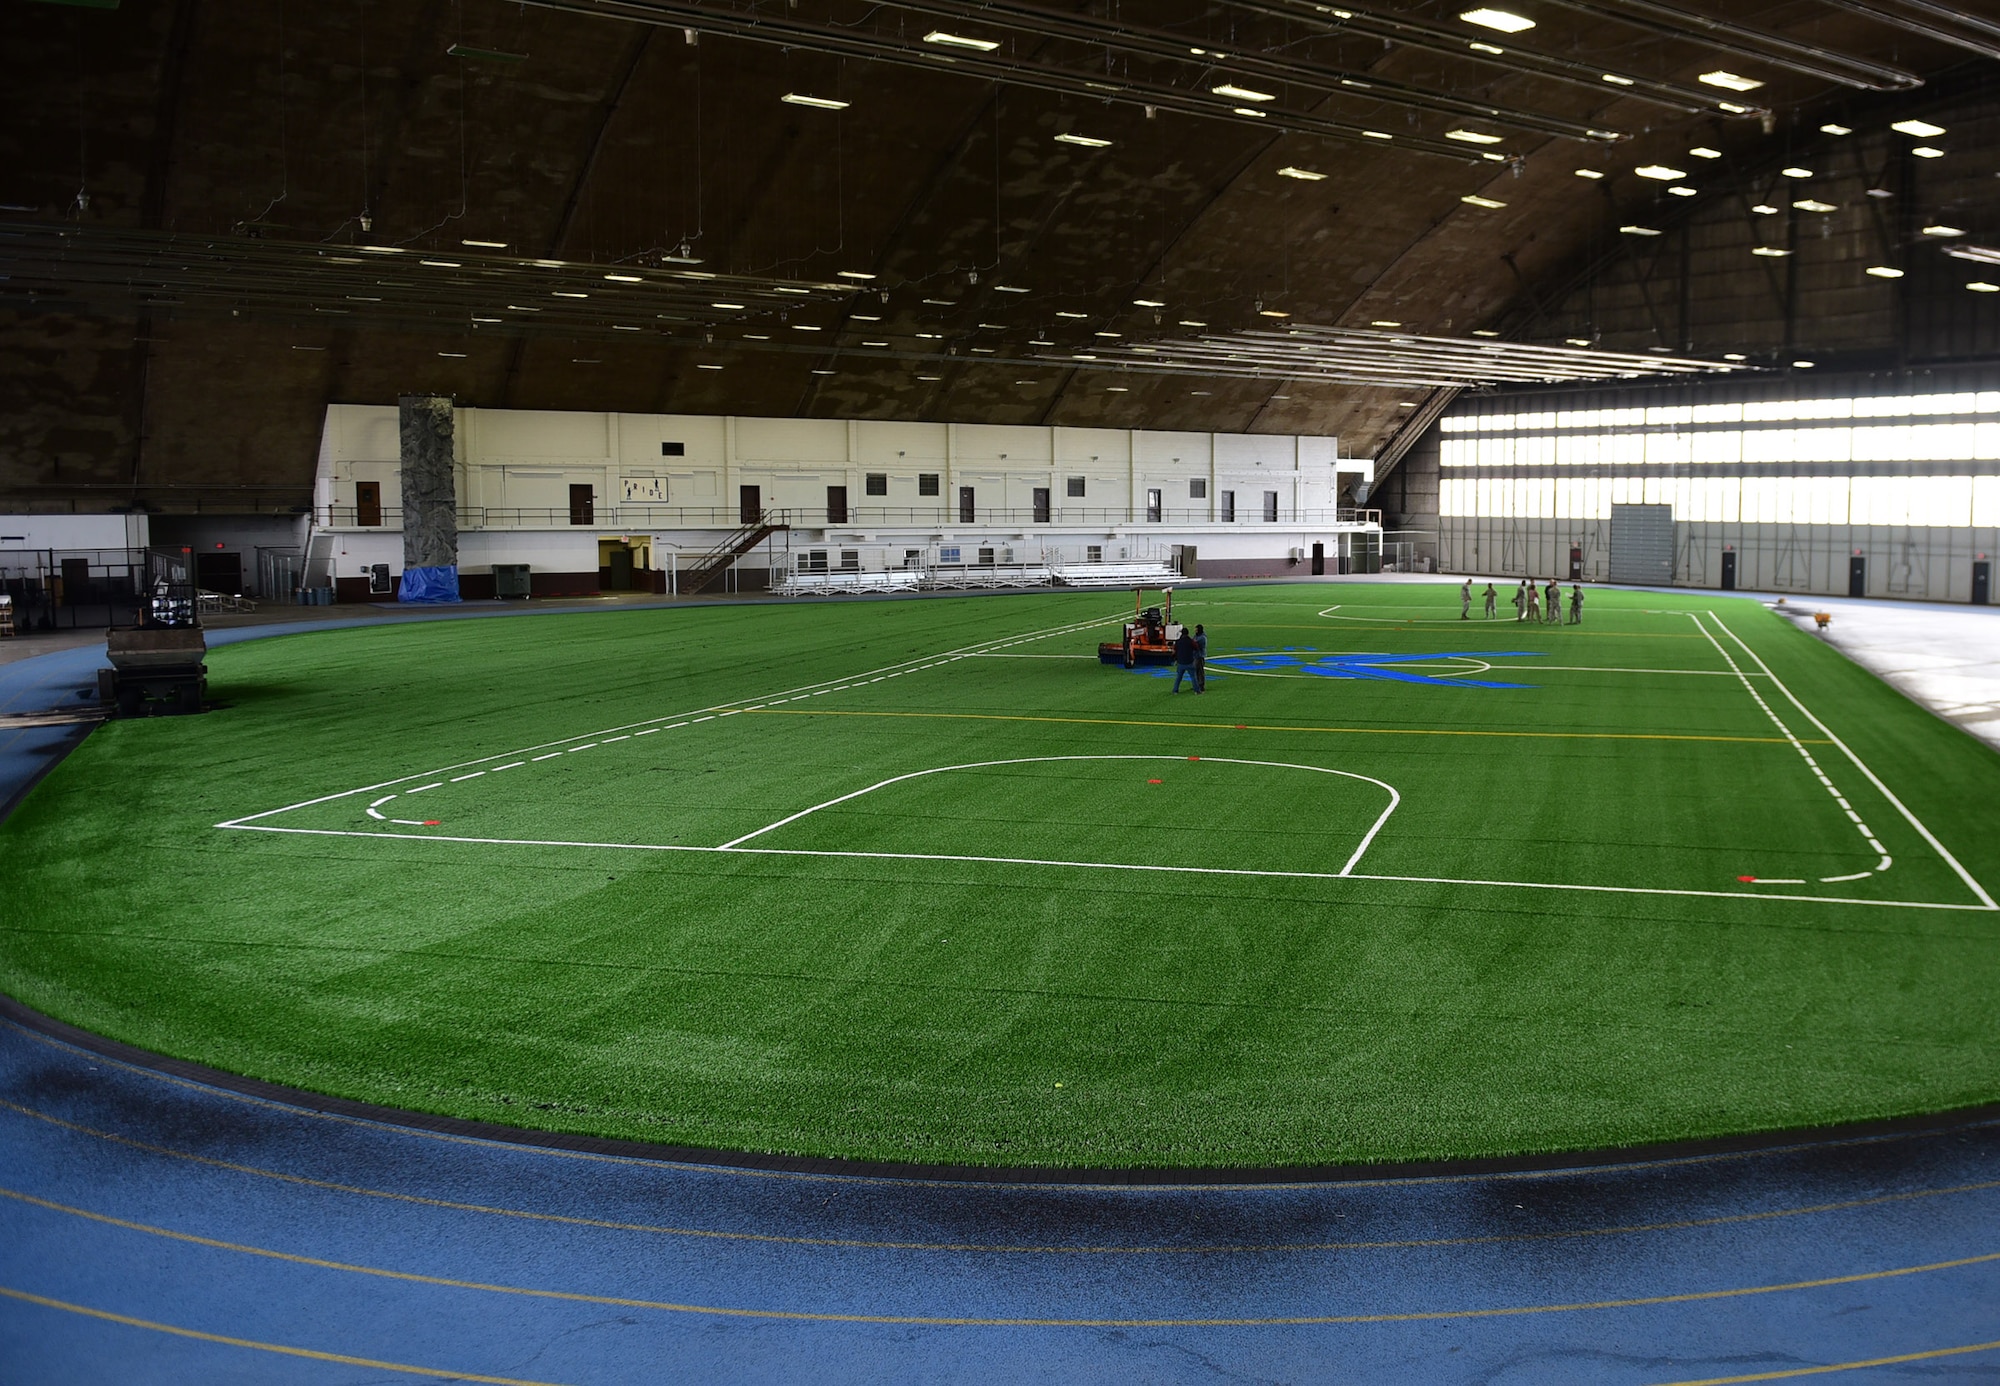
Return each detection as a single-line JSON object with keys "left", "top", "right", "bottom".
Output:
{"left": 1528, "top": 0, "right": 1924, "bottom": 90}
{"left": 1230, "top": 0, "right": 1769, "bottom": 117}
{"left": 1816, "top": 0, "right": 2000, "bottom": 61}
{"left": 508, "top": 0, "right": 1513, "bottom": 162}
{"left": 857, "top": 0, "right": 1624, "bottom": 142}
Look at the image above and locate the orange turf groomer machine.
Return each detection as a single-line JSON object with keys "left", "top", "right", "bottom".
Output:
{"left": 1098, "top": 588, "right": 1184, "bottom": 667}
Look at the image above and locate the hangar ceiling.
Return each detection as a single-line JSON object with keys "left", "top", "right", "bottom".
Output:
{"left": 1, "top": 0, "right": 1995, "bottom": 511}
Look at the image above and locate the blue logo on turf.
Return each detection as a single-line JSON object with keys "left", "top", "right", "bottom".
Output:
{"left": 1147, "top": 649, "right": 1543, "bottom": 688}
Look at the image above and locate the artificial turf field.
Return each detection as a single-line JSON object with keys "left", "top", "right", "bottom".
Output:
{"left": 3, "top": 582, "right": 1999, "bottom": 1169}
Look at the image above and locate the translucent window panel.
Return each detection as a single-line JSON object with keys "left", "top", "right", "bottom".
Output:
{"left": 1536, "top": 476, "right": 1557, "bottom": 517}
{"left": 1976, "top": 424, "right": 2000, "bottom": 460}
{"left": 1524, "top": 435, "right": 1557, "bottom": 467}
{"left": 1442, "top": 438, "right": 1474, "bottom": 468}
{"left": 1716, "top": 476, "right": 1740, "bottom": 524}
{"left": 1975, "top": 475, "right": 2000, "bottom": 527}
{"left": 1643, "top": 476, "right": 1665, "bottom": 505}
{"left": 1980, "top": 393, "right": 2000, "bottom": 415}
{"left": 1933, "top": 475, "right": 1975, "bottom": 527}
{"left": 1921, "top": 423, "right": 1979, "bottom": 460}
{"left": 1646, "top": 431, "right": 1694, "bottom": 466}
{"left": 1742, "top": 477, "right": 1775, "bottom": 524}
{"left": 1691, "top": 402, "right": 1743, "bottom": 424}
{"left": 1742, "top": 428, "right": 1791, "bottom": 464}
{"left": 1691, "top": 430, "right": 1743, "bottom": 464}
{"left": 1850, "top": 426, "right": 1905, "bottom": 462}
{"left": 1554, "top": 435, "right": 1579, "bottom": 467}
{"left": 1806, "top": 476, "right": 1843, "bottom": 527}
{"left": 1795, "top": 426, "right": 1852, "bottom": 465}
{"left": 1646, "top": 405, "right": 1695, "bottom": 426}
{"left": 1608, "top": 432, "right": 1646, "bottom": 464}
{"left": 1441, "top": 416, "right": 1471, "bottom": 434}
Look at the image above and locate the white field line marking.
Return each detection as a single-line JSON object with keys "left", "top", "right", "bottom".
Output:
{"left": 714, "top": 755, "right": 1401, "bottom": 876}
{"left": 407, "top": 783, "right": 443, "bottom": 794}
{"left": 1512, "top": 665, "right": 1751, "bottom": 677}
{"left": 214, "top": 825, "right": 1993, "bottom": 912}
{"left": 1709, "top": 609, "right": 1998, "bottom": 910}
{"left": 449, "top": 772, "right": 485, "bottom": 782}
{"left": 491, "top": 762, "right": 526, "bottom": 772}
{"left": 1689, "top": 611, "right": 1893, "bottom": 884}
{"left": 212, "top": 610, "right": 1126, "bottom": 830}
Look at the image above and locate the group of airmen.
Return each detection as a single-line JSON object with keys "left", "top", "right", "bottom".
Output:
{"left": 1461, "top": 578, "right": 1584, "bottom": 625}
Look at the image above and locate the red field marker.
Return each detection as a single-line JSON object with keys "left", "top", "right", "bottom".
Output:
{"left": 1188, "top": 755, "right": 1201, "bottom": 761}
{"left": 1147, "top": 779, "right": 1162, "bottom": 785}
{"left": 1235, "top": 724, "right": 1247, "bottom": 730}
{"left": 1737, "top": 874, "right": 1757, "bottom": 882}
{"left": 424, "top": 820, "right": 441, "bottom": 826}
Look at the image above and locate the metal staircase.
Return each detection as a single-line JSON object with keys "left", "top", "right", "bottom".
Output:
{"left": 681, "top": 514, "right": 788, "bottom": 595}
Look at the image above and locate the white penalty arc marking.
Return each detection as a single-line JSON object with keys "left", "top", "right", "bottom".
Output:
{"left": 1708, "top": 609, "right": 1998, "bottom": 910}
{"left": 714, "top": 755, "right": 1402, "bottom": 877}
{"left": 213, "top": 608, "right": 1128, "bottom": 832}
{"left": 1690, "top": 611, "right": 1892, "bottom": 886}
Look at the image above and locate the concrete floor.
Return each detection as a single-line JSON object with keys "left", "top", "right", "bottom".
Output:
{"left": 4, "top": 582, "right": 2000, "bottom": 1383}
{"left": 1767, "top": 594, "right": 2000, "bottom": 752}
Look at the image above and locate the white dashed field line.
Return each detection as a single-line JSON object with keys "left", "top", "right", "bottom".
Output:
{"left": 218, "top": 610, "right": 1122, "bottom": 834}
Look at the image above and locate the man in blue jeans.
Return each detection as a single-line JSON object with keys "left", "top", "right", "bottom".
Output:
{"left": 1172, "top": 627, "right": 1198, "bottom": 692}
{"left": 1192, "top": 623, "right": 1208, "bottom": 692}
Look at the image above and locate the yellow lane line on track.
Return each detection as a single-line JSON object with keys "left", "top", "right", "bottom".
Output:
{"left": 748, "top": 708, "right": 1825, "bottom": 745}
{"left": 0, "top": 1285, "right": 568, "bottom": 1385}
{"left": 8, "top": 1095, "right": 1996, "bottom": 1256}
{"left": 1652, "top": 1337, "right": 2000, "bottom": 1384}
{"left": 2, "top": 1184, "right": 1995, "bottom": 1327}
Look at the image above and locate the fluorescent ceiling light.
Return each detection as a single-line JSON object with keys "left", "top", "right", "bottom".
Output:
{"left": 696, "top": 364, "right": 723, "bottom": 370}
{"left": 1134, "top": 298, "right": 1166, "bottom": 307}
{"left": 1820, "top": 124, "right": 1852, "bottom": 136}
{"left": 1054, "top": 132, "right": 1112, "bottom": 148}
{"left": 1782, "top": 166, "right": 1813, "bottom": 178}
{"left": 921, "top": 297, "right": 955, "bottom": 305}
{"left": 1482, "top": 152, "right": 1509, "bottom": 163}
{"left": 850, "top": 314, "right": 881, "bottom": 321}
{"left": 1105, "top": 386, "right": 1128, "bottom": 392}
{"left": 676, "top": 271, "right": 718, "bottom": 279}
{"left": 1723, "top": 353, "right": 1747, "bottom": 361}
{"left": 1793, "top": 360, "right": 1815, "bottom": 368}
{"left": 1460, "top": 8, "right": 1535, "bottom": 33}
{"left": 1601, "top": 74, "right": 1634, "bottom": 86}
{"left": 1923, "top": 225, "right": 1965, "bottom": 237}
{"left": 604, "top": 273, "right": 643, "bottom": 282}
{"left": 505, "top": 304, "right": 541, "bottom": 312}
{"left": 461, "top": 239, "right": 508, "bottom": 248}
{"left": 1371, "top": 320, "right": 1402, "bottom": 327}
{"left": 775, "top": 287, "right": 812, "bottom": 295}
{"left": 1258, "top": 309, "right": 1291, "bottom": 318}
{"left": 1566, "top": 337, "right": 1591, "bottom": 346}
{"left": 1866, "top": 266, "right": 1904, "bottom": 278}
{"left": 836, "top": 270, "right": 876, "bottom": 280}
{"left": 1212, "top": 83, "right": 1276, "bottom": 102}
{"left": 1947, "top": 245, "right": 2000, "bottom": 265}
{"left": 1469, "top": 41, "right": 1505, "bottom": 54}
{"left": 1362, "top": 130, "right": 1393, "bottom": 140}
{"left": 811, "top": 369, "right": 836, "bottom": 375}
{"left": 612, "top": 325, "right": 642, "bottom": 332}
{"left": 1699, "top": 71, "right": 1764, "bottom": 91}
{"left": 1913, "top": 147, "right": 1945, "bottom": 159}
{"left": 1635, "top": 165, "right": 1684, "bottom": 181}
{"left": 1669, "top": 187, "right": 1697, "bottom": 197}
{"left": 1892, "top": 119, "right": 1946, "bottom": 138}
{"left": 660, "top": 253, "right": 703, "bottom": 265}
{"left": 1072, "top": 353, "right": 1098, "bottom": 360}
{"left": 1232, "top": 107, "right": 1269, "bottom": 119}
{"left": 923, "top": 30, "right": 999, "bottom": 51}
{"left": 1620, "top": 225, "right": 1662, "bottom": 236}
{"left": 710, "top": 302, "right": 745, "bottom": 310}
{"left": 1472, "top": 329, "right": 1501, "bottom": 337}
{"left": 1793, "top": 199, "right": 1837, "bottom": 212}
{"left": 438, "top": 351, "right": 468, "bottom": 358}
{"left": 1461, "top": 194, "right": 1507, "bottom": 208}
{"left": 916, "top": 375, "right": 942, "bottom": 381}
{"left": 993, "top": 284, "right": 1030, "bottom": 293}
{"left": 783, "top": 93, "right": 849, "bottom": 110}
{"left": 862, "top": 340, "right": 889, "bottom": 347}
{"left": 420, "top": 259, "right": 461, "bottom": 268}
{"left": 361, "top": 246, "right": 406, "bottom": 253}
{"left": 977, "top": 322, "right": 1007, "bottom": 328}
{"left": 1751, "top": 247, "right": 1791, "bottom": 257}
{"left": 1718, "top": 102, "right": 1752, "bottom": 114}
{"left": 1029, "top": 339, "right": 1054, "bottom": 345}
{"left": 1446, "top": 129, "right": 1503, "bottom": 145}
{"left": 552, "top": 290, "right": 589, "bottom": 298}
{"left": 471, "top": 316, "right": 502, "bottom": 323}
{"left": 915, "top": 332, "right": 942, "bottom": 339}
{"left": 1178, "top": 320, "right": 1207, "bottom": 327}
{"left": 1969, "top": 282, "right": 2000, "bottom": 293}
{"left": 791, "top": 324, "right": 822, "bottom": 331}
{"left": 1277, "top": 166, "right": 1327, "bottom": 181}
{"left": 1751, "top": 203, "right": 1779, "bottom": 214}
{"left": 1055, "top": 310, "right": 1090, "bottom": 319}
{"left": 1574, "top": 169, "right": 1604, "bottom": 180}
{"left": 1688, "top": 147, "right": 1722, "bottom": 159}
{"left": 1094, "top": 331, "right": 1122, "bottom": 338}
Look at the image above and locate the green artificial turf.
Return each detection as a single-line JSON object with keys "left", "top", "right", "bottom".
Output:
{"left": 4, "top": 583, "right": 2000, "bottom": 1168}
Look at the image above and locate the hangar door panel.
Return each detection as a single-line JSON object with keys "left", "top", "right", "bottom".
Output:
{"left": 1609, "top": 504, "right": 1674, "bottom": 587}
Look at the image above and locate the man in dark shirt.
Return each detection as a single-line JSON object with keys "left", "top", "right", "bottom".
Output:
{"left": 1172, "top": 628, "right": 1198, "bottom": 693}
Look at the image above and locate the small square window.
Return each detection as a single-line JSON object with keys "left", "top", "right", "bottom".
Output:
{"left": 939, "top": 545, "right": 961, "bottom": 564}
{"left": 864, "top": 473, "right": 888, "bottom": 496}
{"left": 1189, "top": 478, "right": 1207, "bottom": 499}
{"left": 661, "top": 441, "right": 685, "bottom": 456}
{"left": 918, "top": 473, "right": 941, "bottom": 496}
{"left": 839, "top": 550, "right": 860, "bottom": 571}
{"left": 1087, "top": 544, "right": 1103, "bottom": 562}
{"left": 978, "top": 547, "right": 996, "bottom": 566}
{"left": 1066, "top": 476, "right": 1086, "bottom": 498}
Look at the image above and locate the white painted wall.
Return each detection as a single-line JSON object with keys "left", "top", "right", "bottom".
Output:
{"left": 0, "top": 514, "right": 150, "bottom": 552}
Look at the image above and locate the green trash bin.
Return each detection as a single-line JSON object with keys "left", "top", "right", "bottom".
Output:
{"left": 492, "top": 564, "right": 532, "bottom": 599}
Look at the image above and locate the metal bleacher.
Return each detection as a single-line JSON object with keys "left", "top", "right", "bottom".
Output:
{"left": 922, "top": 563, "right": 1053, "bottom": 591}
{"left": 1049, "top": 561, "right": 1196, "bottom": 588}
{"left": 771, "top": 569, "right": 926, "bottom": 596}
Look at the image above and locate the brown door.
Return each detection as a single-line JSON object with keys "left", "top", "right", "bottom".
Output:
{"left": 569, "top": 484, "right": 595, "bottom": 526}
{"left": 355, "top": 481, "right": 383, "bottom": 527}
{"left": 958, "top": 486, "right": 976, "bottom": 524}
{"left": 826, "top": 486, "right": 848, "bottom": 525}
{"left": 1032, "top": 487, "right": 1050, "bottom": 524}
{"left": 740, "top": 485, "right": 762, "bottom": 525}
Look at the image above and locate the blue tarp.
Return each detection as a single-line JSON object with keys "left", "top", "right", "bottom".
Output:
{"left": 397, "top": 564, "right": 461, "bottom": 604}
